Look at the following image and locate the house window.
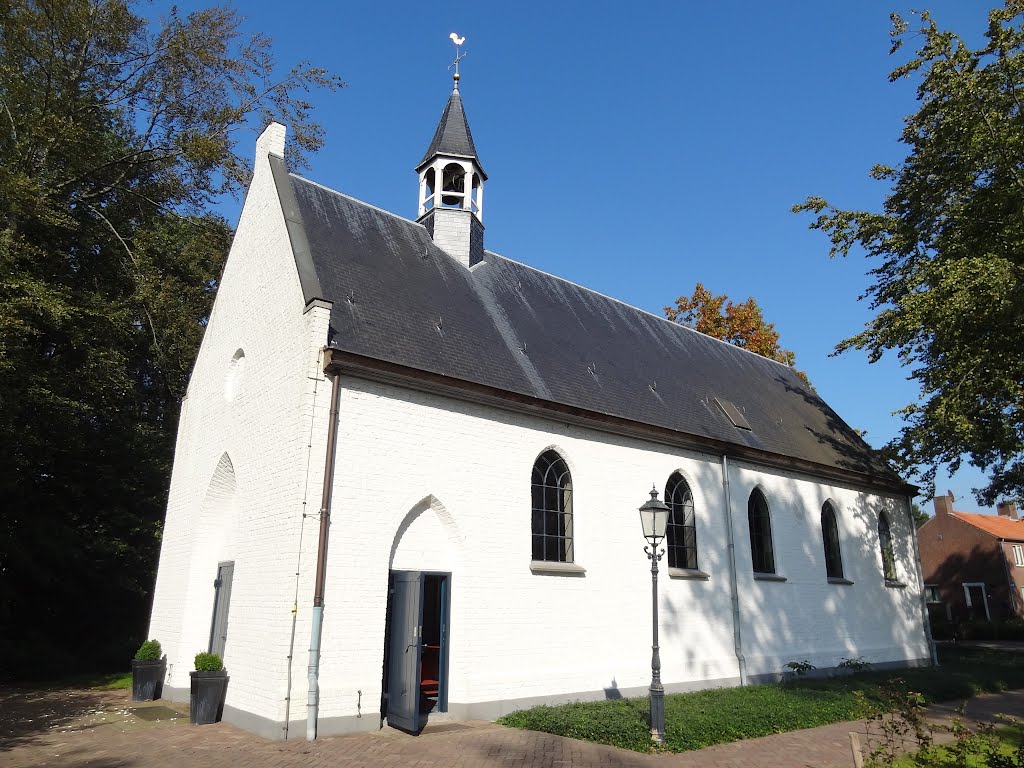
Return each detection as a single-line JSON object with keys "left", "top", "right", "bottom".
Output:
{"left": 821, "top": 502, "right": 844, "bottom": 579}
{"left": 747, "top": 489, "right": 776, "bottom": 574}
{"left": 924, "top": 585, "right": 941, "bottom": 603}
{"left": 665, "top": 473, "right": 697, "bottom": 570}
{"left": 963, "top": 582, "right": 991, "bottom": 621}
{"left": 1013, "top": 544, "right": 1024, "bottom": 567}
{"left": 531, "top": 450, "right": 573, "bottom": 563}
{"left": 878, "top": 512, "right": 897, "bottom": 582}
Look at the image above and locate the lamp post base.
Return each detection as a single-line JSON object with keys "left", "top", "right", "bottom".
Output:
{"left": 649, "top": 682, "right": 665, "bottom": 743}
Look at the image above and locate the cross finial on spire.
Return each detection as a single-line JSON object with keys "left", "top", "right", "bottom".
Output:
{"left": 448, "top": 32, "right": 466, "bottom": 88}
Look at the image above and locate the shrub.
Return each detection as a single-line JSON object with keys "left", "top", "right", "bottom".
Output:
{"left": 785, "top": 660, "right": 816, "bottom": 677}
{"left": 838, "top": 656, "right": 871, "bottom": 673}
{"left": 929, "top": 620, "right": 955, "bottom": 641}
{"left": 956, "top": 619, "right": 1024, "bottom": 642}
{"left": 133, "top": 639, "right": 162, "bottom": 661}
{"left": 194, "top": 652, "right": 223, "bottom": 672}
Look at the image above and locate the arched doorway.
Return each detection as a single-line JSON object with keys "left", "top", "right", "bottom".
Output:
{"left": 383, "top": 496, "right": 459, "bottom": 733}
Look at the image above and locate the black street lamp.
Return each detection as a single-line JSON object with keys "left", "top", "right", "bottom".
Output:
{"left": 638, "top": 487, "right": 669, "bottom": 744}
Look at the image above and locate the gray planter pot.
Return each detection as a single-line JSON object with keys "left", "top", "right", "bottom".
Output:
{"left": 131, "top": 658, "right": 165, "bottom": 702}
{"left": 189, "top": 670, "right": 229, "bottom": 725}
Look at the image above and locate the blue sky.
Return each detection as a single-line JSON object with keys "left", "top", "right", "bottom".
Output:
{"left": 157, "top": 0, "right": 999, "bottom": 512}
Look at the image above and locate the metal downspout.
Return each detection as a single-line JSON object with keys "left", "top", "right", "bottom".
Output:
{"left": 721, "top": 455, "right": 746, "bottom": 685}
{"left": 284, "top": 367, "right": 322, "bottom": 739}
{"left": 307, "top": 351, "right": 343, "bottom": 741}
{"left": 906, "top": 495, "right": 938, "bottom": 666}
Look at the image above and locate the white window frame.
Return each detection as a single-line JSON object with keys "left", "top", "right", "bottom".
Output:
{"left": 1012, "top": 544, "right": 1024, "bottom": 567}
{"left": 923, "top": 584, "right": 941, "bottom": 603}
{"left": 962, "top": 582, "right": 991, "bottom": 621}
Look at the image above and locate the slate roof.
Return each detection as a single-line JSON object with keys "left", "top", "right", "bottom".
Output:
{"left": 952, "top": 512, "right": 1024, "bottom": 540}
{"left": 416, "top": 87, "right": 486, "bottom": 178}
{"left": 273, "top": 160, "right": 907, "bottom": 490}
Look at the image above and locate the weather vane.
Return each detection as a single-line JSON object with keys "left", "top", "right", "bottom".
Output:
{"left": 448, "top": 33, "right": 466, "bottom": 86}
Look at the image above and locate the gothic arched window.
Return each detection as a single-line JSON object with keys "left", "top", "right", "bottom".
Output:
{"left": 665, "top": 473, "right": 697, "bottom": 570}
{"left": 878, "top": 512, "right": 897, "bottom": 582}
{"left": 531, "top": 450, "right": 573, "bottom": 563}
{"left": 747, "top": 488, "right": 776, "bottom": 574}
{"left": 821, "top": 502, "right": 844, "bottom": 579}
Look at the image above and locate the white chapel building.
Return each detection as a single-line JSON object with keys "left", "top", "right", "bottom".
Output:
{"left": 148, "top": 71, "right": 932, "bottom": 739}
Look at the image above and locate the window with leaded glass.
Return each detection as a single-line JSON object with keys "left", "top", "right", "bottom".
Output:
{"left": 531, "top": 450, "right": 573, "bottom": 563}
{"left": 821, "top": 502, "right": 844, "bottom": 579}
{"left": 878, "top": 513, "right": 897, "bottom": 581}
{"left": 747, "top": 489, "right": 775, "bottom": 574}
{"left": 665, "top": 473, "right": 697, "bottom": 570}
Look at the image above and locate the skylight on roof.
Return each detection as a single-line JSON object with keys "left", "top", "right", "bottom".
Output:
{"left": 714, "top": 397, "right": 752, "bottom": 431}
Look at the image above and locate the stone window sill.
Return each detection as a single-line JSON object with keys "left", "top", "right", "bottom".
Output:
{"left": 828, "top": 577, "right": 855, "bottom": 585}
{"left": 884, "top": 579, "right": 907, "bottom": 589}
{"left": 668, "top": 568, "right": 710, "bottom": 581}
{"left": 530, "top": 560, "right": 587, "bottom": 576}
{"left": 753, "top": 572, "right": 787, "bottom": 582}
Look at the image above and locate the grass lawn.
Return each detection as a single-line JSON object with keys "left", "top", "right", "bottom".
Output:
{"left": 497, "top": 646, "right": 1024, "bottom": 754}
{"left": 17, "top": 671, "right": 133, "bottom": 691}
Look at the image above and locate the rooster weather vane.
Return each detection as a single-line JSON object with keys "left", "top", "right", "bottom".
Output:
{"left": 449, "top": 33, "right": 466, "bottom": 85}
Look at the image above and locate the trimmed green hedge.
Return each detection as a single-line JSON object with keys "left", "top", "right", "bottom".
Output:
{"left": 193, "top": 652, "right": 223, "bottom": 672}
{"left": 930, "top": 619, "right": 1024, "bottom": 642}
{"left": 133, "top": 639, "right": 162, "bottom": 661}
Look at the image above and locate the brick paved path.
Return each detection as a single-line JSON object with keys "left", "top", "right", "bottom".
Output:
{"left": 2, "top": 687, "right": 1022, "bottom": 768}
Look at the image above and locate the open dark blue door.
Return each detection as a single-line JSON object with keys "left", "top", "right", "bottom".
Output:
{"left": 386, "top": 571, "right": 424, "bottom": 732}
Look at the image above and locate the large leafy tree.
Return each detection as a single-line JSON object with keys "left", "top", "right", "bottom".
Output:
{"left": 0, "top": 0, "right": 341, "bottom": 676}
{"left": 665, "top": 282, "right": 805, "bottom": 378}
{"left": 794, "top": 2, "right": 1024, "bottom": 505}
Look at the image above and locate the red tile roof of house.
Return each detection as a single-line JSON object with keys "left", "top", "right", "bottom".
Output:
{"left": 952, "top": 512, "right": 1024, "bottom": 540}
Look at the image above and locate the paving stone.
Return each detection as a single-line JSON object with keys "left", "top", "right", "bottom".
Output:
{"left": 1, "top": 687, "right": 1023, "bottom": 768}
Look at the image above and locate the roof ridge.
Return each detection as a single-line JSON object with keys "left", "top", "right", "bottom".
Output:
{"left": 954, "top": 510, "right": 1022, "bottom": 521}
{"left": 484, "top": 250, "right": 810, "bottom": 379}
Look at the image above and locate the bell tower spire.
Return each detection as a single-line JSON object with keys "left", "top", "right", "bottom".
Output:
{"left": 416, "top": 34, "right": 486, "bottom": 268}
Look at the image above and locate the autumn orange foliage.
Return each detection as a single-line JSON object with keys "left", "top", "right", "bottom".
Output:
{"left": 665, "top": 283, "right": 806, "bottom": 379}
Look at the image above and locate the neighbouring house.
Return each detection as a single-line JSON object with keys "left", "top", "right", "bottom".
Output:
{"left": 146, "top": 72, "right": 931, "bottom": 740}
{"left": 918, "top": 493, "right": 1024, "bottom": 623}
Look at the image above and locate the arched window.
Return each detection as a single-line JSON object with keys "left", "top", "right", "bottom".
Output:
{"left": 531, "top": 450, "right": 573, "bottom": 563}
{"left": 878, "top": 512, "right": 897, "bottom": 581}
{"left": 665, "top": 473, "right": 697, "bottom": 570}
{"left": 747, "top": 489, "right": 775, "bottom": 574}
{"left": 821, "top": 502, "right": 844, "bottom": 579}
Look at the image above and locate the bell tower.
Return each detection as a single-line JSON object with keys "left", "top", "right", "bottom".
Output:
{"left": 416, "top": 35, "right": 486, "bottom": 268}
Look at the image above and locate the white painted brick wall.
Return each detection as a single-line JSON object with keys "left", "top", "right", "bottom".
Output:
{"left": 148, "top": 123, "right": 330, "bottom": 729}
{"left": 429, "top": 207, "right": 472, "bottom": 266}
{"left": 310, "top": 377, "right": 929, "bottom": 722}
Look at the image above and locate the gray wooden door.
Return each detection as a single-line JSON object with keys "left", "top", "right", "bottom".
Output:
{"left": 208, "top": 561, "right": 234, "bottom": 659}
{"left": 386, "top": 571, "right": 424, "bottom": 732}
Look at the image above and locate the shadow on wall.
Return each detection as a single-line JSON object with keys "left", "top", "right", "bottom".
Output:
{"left": 604, "top": 677, "right": 622, "bottom": 700}
{"left": 662, "top": 469, "right": 925, "bottom": 678}
{"left": 927, "top": 545, "right": 1013, "bottom": 622}
{"left": 656, "top": 457, "right": 734, "bottom": 681}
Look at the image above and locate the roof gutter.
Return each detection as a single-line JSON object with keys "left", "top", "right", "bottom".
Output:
{"left": 307, "top": 349, "right": 343, "bottom": 741}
